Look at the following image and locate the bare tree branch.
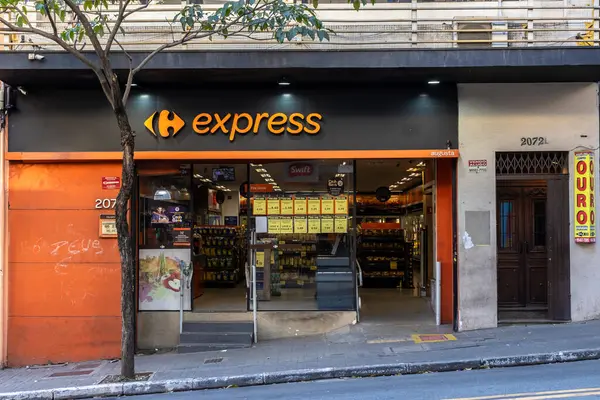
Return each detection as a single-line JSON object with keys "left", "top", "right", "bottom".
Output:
{"left": 0, "top": 14, "right": 97, "bottom": 71}
{"left": 129, "top": 0, "right": 277, "bottom": 79}
{"left": 61, "top": 0, "right": 107, "bottom": 59}
{"left": 104, "top": 0, "right": 140, "bottom": 55}
{"left": 42, "top": 0, "right": 59, "bottom": 37}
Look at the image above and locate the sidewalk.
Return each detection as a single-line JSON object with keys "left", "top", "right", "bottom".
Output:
{"left": 2, "top": 320, "right": 600, "bottom": 399}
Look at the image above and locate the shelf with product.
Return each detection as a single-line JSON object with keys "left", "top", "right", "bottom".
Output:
{"left": 193, "top": 225, "right": 246, "bottom": 288}
{"left": 254, "top": 233, "right": 320, "bottom": 298}
{"left": 358, "top": 224, "right": 413, "bottom": 288}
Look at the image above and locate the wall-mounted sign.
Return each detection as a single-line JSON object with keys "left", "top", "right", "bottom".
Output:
{"left": 99, "top": 214, "right": 117, "bottom": 238}
{"left": 173, "top": 227, "right": 191, "bottom": 247}
{"left": 102, "top": 176, "right": 121, "bottom": 190}
{"left": 145, "top": 110, "right": 322, "bottom": 142}
{"left": 285, "top": 162, "right": 319, "bottom": 182}
{"left": 574, "top": 151, "right": 596, "bottom": 243}
{"left": 468, "top": 160, "right": 488, "bottom": 173}
{"left": 327, "top": 177, "right": 344, "bottom": 196}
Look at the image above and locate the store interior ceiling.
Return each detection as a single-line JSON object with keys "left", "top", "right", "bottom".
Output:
{"left": 192, "top": 159, "right": 427, "bottom": 194}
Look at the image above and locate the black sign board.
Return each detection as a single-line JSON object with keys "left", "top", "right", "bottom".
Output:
{"left": 327, "top": 177, "right": 345, "bottom": 196}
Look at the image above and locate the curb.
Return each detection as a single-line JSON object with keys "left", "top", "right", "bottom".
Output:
{"left": 5, "top": 348, "right": 600, "bottom": 399}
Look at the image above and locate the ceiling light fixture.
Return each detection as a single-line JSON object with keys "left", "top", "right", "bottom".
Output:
{"left": 278, "top": 78, "right": 290, "bottom": 86}
{"left": 428, "top": 80, "right": 440, "bottom": 85}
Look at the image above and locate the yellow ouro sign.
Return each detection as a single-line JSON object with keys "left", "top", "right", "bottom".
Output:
{"left": 574, "top": 151, "right": 596, "bottom": 243}
{"left": 144, "top": 110, "right": 322, "bottom": 142}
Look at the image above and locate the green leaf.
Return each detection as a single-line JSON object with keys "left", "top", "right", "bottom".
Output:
{"left": 317, "top": 30, "right": 324, "bottom": 41}
{"left": 352, "top": 0, "right": 360, "bottom": 11}
{"left": 312, "top": 0, "right": 318, "bottom": 8}
{"left": 186, "top": 16, "right": 194, "bottom": 28}
{"left": 21, "top": 5, "right": 27, "bottom": 14}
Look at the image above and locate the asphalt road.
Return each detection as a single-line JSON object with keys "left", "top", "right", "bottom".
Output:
{"left": 108, "top": 360, "right": 600, "bottom": 400}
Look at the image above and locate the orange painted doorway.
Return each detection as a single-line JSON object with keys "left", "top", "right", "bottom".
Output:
{"left": 436, "top": 158, "right": 456, "bottom": 326}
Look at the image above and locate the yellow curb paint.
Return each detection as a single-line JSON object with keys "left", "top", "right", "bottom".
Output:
{"left": 412, "top": 334, "right": 457, "bottom": 344}
{"left": 445, "top": 387, "right": 600, "bottom": 400}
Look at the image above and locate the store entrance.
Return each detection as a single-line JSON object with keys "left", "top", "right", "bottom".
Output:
{"left": 136, "top": 158, "right": 446, "bottom": 328}
{"left": 355, "top": 160, "right": 437, "bottom": 329}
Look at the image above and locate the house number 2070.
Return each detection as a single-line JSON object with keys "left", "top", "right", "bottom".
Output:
{"left": 521, "top": 137, "right": 548, "bottom": 146}
{"left": 95, "top": 198, "right": 116, "bottom": 209}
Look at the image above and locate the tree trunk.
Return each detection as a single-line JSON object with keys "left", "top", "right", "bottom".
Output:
{"left": 114, "top": 104, "right": 136, "bottom": 379}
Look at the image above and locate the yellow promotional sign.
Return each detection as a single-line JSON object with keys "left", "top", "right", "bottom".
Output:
{"left": 335, "top": 197, "right": 348, "bottom": 215}
{"left": 267, "top": 198, "right": 281, "bottom": 215}
{"left": 321, "top": 217, "right": 334, "bottom": 233}
{"left": 253, "top": 198, "right": 266, "bottom": 215}
{"left": 574, "top": 151, "right": 596, "bottom": 243}
{"left": 268, "top": 217, "right": 281, "bottom": 234}
{"left": 307, "top": 197, "right": 321, "bottom": 215}
{"left": 308, "top": 216, "right": 321, "bottom": 233}
{"left": 280, "top": 217, "right": 294, "bottom": 234}
{"left": 256, "top": 252, "right": 265, "bottom": 268}
{"left": 334, "top": 217, "right": 348, "bottom": 233}
{"left": 280, "top": 198, "right": 294, "bottom": 215}
{"left": 321, "top": 198, "right": 335, "bottom": 214}
{"left": 294, "top": 197, "right": 307, "bottom": 215}
{"left": 294, "top": 217, "right": 308, "bottom": 234}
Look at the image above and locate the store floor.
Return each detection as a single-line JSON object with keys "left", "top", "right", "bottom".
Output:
{"left": 256, "top": 289, "right": 318, "bottom": 311}
{"left": 193, "top": 285, "right": 247, "bottom": 312}
{"left": 358, "top": 287, "right": 437, "bottom": 328}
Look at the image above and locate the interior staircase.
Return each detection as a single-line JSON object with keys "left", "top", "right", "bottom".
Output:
{"left": 177, "top": 321, "right": 254, "bottom": 354}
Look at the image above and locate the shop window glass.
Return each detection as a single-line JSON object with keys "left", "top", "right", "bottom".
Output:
{"left": 138, "top": 171, "right": 193, "bottom": 311}
{"left": 499, "top": 200, "right": 514, "bottom": 249}
{"left": 249, "top": 160, "right": 356, "bottom": 311}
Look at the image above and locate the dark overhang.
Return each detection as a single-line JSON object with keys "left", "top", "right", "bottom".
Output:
{"left": 1, "top": 47, "right": 599, "bottom": 87}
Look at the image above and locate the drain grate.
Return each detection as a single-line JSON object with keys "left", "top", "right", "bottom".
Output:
{"left": 49, "top": 370, "right": 94, "bottom": 378}
{"left": 204, "top": 357, "right": 224, "bottom": 365}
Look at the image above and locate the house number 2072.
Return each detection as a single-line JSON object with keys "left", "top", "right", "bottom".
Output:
{"left": 521, "top": 137, "right": 548, "bottom": 146}
{"left": 95, "top": 198, "right": 116, "bottom": 209}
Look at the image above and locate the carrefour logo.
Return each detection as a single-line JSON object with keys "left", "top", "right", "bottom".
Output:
{"left": 144, "top": 110, "right": 185, "bottom": 137}
{"left": 144, "top": 110, "right": 322, "bottom": 142}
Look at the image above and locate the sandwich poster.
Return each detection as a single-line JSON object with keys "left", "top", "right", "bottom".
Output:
{"left": 138, "top": 249, "right": 191, "bottom": 311}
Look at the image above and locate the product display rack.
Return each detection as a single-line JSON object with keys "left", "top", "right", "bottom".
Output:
{"left": 194, "top": 226, "right": 245, "bottom": 287}
{"left": 255, "top": 233, "right": 319, "bottom": 297}
{"left": 357, "top": 226, "right": 413, "bottom": 288}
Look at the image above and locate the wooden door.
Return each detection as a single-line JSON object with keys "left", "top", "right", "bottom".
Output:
{"left": 547, "top": 176, "right": 571, "bottom": 321}
{"left": 497, "top": 183, "right": 548, "bottom": 309}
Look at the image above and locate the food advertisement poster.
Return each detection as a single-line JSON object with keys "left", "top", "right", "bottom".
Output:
{"left": 139, "top": 249, "right": 191, "bottom": 311}
{"left": 574, "top": 151, "right": 596, "bottom": 243}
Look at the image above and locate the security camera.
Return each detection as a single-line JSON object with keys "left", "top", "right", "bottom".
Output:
{"left": 17, "top": 86, "right": 27, "bottom": 96}
{"left": 27, "top": 53, "right": 45, "bottom": 61}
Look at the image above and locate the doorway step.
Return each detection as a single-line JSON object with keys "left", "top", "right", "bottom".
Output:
{"left": 178, "top": 321, "right": 254, "bottom": 354}
{"left": 498, "top": 306, "right": 549, "bottom": 324}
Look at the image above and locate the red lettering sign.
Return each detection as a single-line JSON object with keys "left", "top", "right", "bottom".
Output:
{"left": 102, "top": 176, "right": 121, "bottom": 190}
{"left": 289, "top": 163, "right": 314, "bottom": 177}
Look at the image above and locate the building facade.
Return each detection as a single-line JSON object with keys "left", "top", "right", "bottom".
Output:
{"left": 0, "top": 1, "right": 599, "bottom": 367}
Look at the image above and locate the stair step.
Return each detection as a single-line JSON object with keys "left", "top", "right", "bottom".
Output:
{"left": 177, "top": 343, "right": 251, "bottom": 354}
{"left": 182, "top": 321, "right": 253, "bottom": 333}
{"left": 180, "top": 331, "right": 252, "bottom": 345}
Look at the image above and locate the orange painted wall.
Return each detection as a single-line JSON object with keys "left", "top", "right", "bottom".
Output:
{"left": 7, "top": 162, "right": 122, "bottom": 366}
{"left": 436, "top": 159, "right": 455, "bottom": 325}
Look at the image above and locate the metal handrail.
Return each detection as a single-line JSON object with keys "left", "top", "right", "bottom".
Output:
{"left": 1, "top": 2, "right": 599, "bottom": 50}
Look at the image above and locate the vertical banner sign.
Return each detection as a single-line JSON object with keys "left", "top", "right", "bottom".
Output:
{"left": 574, "top": 152, "right": 596, "bottom": 243}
